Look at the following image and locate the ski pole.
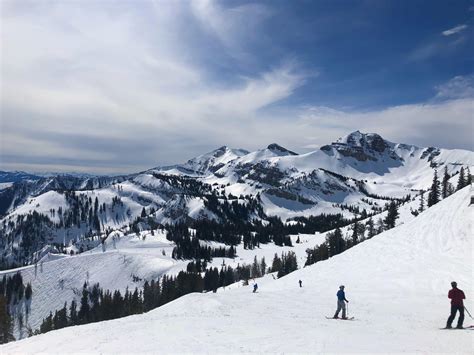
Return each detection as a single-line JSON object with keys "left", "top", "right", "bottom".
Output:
{"left": 465, "top": 306, "right": 473, "bottom": 319}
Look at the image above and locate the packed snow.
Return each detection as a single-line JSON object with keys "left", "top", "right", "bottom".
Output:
{"left": 3, "top": 186, "right": 472, "bottom": 354}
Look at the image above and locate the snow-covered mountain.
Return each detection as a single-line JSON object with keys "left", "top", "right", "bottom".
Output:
{"left": 0, "top": 132, "right": 472, "bottom": 267}
{"left": 0, "top": 171, "right": 41, "bottom": 184}
{"left": 156, "top": 146, "right": 250, "bottom": 176}
{"left": 3, "top": 186, "right": 472, "bottom": 354}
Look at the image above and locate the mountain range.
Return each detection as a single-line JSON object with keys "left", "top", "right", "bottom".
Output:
{"left": 0, "top": 131, "right": 472, "bottom": 268}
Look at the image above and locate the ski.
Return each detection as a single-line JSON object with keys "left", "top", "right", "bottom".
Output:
{"left": 439, "top": 327, "right": 473, "bottom": 330}
{"left": 326, "top": 316, "right": 355, "bottom": 321}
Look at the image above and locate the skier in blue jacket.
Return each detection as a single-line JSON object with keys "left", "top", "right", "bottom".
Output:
{"left": 333, "top": 285, "right": 349, "bottom": 319}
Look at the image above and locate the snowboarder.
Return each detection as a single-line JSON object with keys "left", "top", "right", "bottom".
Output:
{"left": 299, "top": 280, "right": 303, "bottom": 288}
{"left": 333, "top": 285, "right": 349, "bottom": 319}
{"left": 446, "top": 281, "right": 465, "bottom": 329}
{"left": 253, "top": 283, "right": 258, "bottom": 293}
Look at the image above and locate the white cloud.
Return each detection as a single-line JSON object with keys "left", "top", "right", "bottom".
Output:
{"left": 0, "top": 0, "right": 304, "bottom": 173}
{"left": 0, "top": 1, "right": 472, "bottom": 174}
{"left": 297, "top": 97, "right": 474, "bottom": 152}
{"left": 442, "top": 24, "right": 468, "bottom": 36}
{"left": 190, "top": 0, "right": 271, "bottom": 57}
{"left": 434, "top": 75, "right": 474, "bottom": 99}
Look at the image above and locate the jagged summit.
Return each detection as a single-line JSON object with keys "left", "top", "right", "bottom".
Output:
{"left": 320, "top": 131, "right": 398, "bottom": 162}
{"left": 180, "top": 146, "right": 249, "bottom": 174}
{"left": 267, "top": 143, "right": 298, "bottom": 156}
{"left": 335, "top": 131, "right": 389, "bottom": 152}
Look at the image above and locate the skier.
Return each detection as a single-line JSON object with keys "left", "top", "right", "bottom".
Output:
{"left": 253, "top": 283, "right": 258, "bottom": 293}
{"left": 446, "top": 281, "right": 465, "bottom": 329}
{"left": 299, "top": 280, "right": 303, "bottom": 288}
{"left": 333, "top": 285, "right": 349, "bottom": 319}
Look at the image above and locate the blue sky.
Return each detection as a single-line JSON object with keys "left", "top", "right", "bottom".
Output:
{"left": 1, "top": 0, "right": 473, "bottom": 173}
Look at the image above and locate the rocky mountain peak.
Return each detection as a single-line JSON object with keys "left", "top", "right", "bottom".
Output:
{"left": 267, "top": 143, "right": 298, "bottom": 156}
{"left": 320, "top": 131, "right": 392, "bottom": 161}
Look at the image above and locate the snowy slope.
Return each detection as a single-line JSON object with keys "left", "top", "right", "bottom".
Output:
{"left": 0, "top": 187, "right": 422, "bottom": 338}
{"left": 3, "top": 187, "right": 472, "bottom": 354}
{"left": 0, "top": 230, "right": 189, "bottom": 335}
{"left": 155, "top": 146, "right": 250, "bottom": 176}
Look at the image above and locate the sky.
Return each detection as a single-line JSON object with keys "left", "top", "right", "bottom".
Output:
{"left": 1, "top": 0, "right": 473, "bottom": 174}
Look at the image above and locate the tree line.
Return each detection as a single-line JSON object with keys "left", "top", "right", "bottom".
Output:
{"left": 0, "top": 272, "right": 33, "bottom": 344}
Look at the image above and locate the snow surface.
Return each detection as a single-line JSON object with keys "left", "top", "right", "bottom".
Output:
{"left": 3, "top": 187, "right": 473, "bottom": 354}
{"left": 0, "top": 230, "right": 188, "bottom": 335}
{"left": 0, "top": 182, "right": 13, "bottom": 190}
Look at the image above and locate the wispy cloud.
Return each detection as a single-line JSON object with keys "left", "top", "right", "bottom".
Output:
{"left": 297, "top": 97, "right": 473, "bottom": 152}
{"left": 1, "top": 0, "right": 472, "bottom": 174}
{"left": 442, "top": 24, "right": 468, "bottom": 36}
{"left": 0, "top": 0, "right": 303, "bottom": 173}
{"left": 435, "top": 75, "right": 474, "bottom": 99}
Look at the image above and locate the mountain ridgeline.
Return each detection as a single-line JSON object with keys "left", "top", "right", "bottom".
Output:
{"left": 0, "top": 131, "right": 472, "bottom": 269}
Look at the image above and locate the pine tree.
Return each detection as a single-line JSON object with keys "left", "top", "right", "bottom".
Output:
{"left": 251, "top": 256, "right": 261, "bottom": 278}
{"left": 466, "top": 167, "right": 472, "bottom": 186}
{"left": 351, "top": 221, "right": 359, "bottom": 246}
{"left": 69, "top": 299, "right": 78, "bottom": 325}
{"left": 39, "top": 312, "right": 53, "bottom": 334}
{"left": 428, "top": 170, "right": 440, "bottom": 207}
{"left": 327, "top": 228, "right": 344, "bottom": 256}
{"left": 260, "top": 257, "right": 267, "bottom": 275}
{"left": 270, "top": 253, "right": 282, "bottom": 273}
{"left": 441, "top": 166, "right": 451, "bottom": 199}
{"left": 375, "top": 218, "right": 385, "bottom": 234}
{"left": 0, "top": 295, "right": 15, "bottom": 344}
{"left": 53, "top": 303, "right": 68, "bottom": 330}
{"left": 78, "top": 284, "right": 90, "bottom": 323}
{"left": 366, "top": 217, "right": 375, "bottom": 239}
{"left": 94, "top": 197, "right": 99, "bottom": 215}
{"left": 383, "top": 201, "right": 399, "bottom": 230}
{"left": 457, "top": 167, "right": 466, "bottom": 191}
{"left": 419, "top": 191, "right": 425, "bottom": 213}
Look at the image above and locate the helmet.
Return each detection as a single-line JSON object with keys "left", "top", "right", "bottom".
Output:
{"left": 451, "top": 281, "right": 457, "bottom": 287}
{"left": 339, "top": 285, "right": 345, "bottom": 289}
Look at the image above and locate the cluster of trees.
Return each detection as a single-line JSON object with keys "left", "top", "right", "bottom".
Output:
{"left": 289, "top": 214, "right": 351, "bottom": 234}
{"left": 0, "top": 295, "right": 15, "bottom": 344}
{"left": 202, "top": 258, "right": 267, "bottom": 292}
{"left": 269, "top": 252, "right": 298, "bottom": 278}
{"left": 172, "top": 236, "right": 237, "bottom": 260}
{"left": 38, "top": 282, "right": 143, "bottom": 334}
{"left": 167, "top": 216, "right": 296, "bottom": 260}
{"left": 203, "top": 192, "right": 264, "bottom": 223}
{"left": 0, "top": 272, "right": 33, "bottom": 344}
{"left": 151, "top": 173, "right": 212, "bottom": 196}
{"left": 0, "top": 211, "right": 54, "bottom": 269}
{"left": 187, "top": 221, "right": 243, "bottom": 245}
{"left": 305, "top": 202, "right": 399, "bottom": 267}
{"left": 0, "top": 191, "right": 117, "bottom": 268}
{"left": 166, "top": 225, "right": 237, "bottom": 260}
{"left": 426, "top": 166, "right": 472, "bottom": 209}
{"left": 52, "top": 192, "right": 107, "bottom": 231}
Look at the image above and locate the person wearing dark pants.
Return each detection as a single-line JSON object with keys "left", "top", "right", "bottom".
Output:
{"left": 446, "top": 281, "right": 465, "bottom": 329}
{"left": 333, "top": 285, "right": 349, "bottom": 319}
